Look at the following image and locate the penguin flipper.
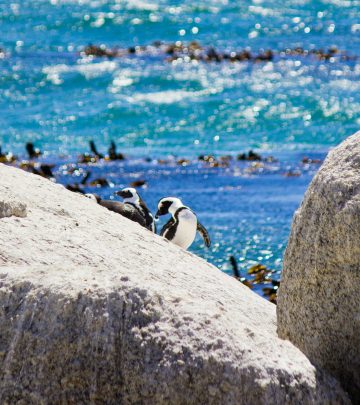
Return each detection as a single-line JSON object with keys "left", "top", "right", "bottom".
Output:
{"left": 197, "top": 222, "right": 211, "bottom": 247}
{"left": 160, "top": 217, "right": 175, "bottom": 237}
{"left": 139, "top": 199, "right": 156, "bottom": 233}
{"left": 121, "top": 203, "right": 148, "bottom": 228}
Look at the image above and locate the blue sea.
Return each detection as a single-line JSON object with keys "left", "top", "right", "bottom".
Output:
{"left": 0, "top": 0, "right": 359, "bottom": 297}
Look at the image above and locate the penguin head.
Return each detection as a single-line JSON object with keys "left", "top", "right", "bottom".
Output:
{"left": 155, "top": 197, "right": 183, "bottom": 219}
{"left": 85, "top": 193, "right": 101, "bottom": 203}
{"left": 115, "top": 187, "right": 140, "bottom": 203}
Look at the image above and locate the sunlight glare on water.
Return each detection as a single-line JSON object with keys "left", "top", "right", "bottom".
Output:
{"left": 0, "top": 0, "right": 359, "bottom": 297}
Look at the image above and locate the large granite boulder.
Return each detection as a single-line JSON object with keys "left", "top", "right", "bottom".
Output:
{"left": 0, "top": 164, "right": 349, "bottom": 404}
{"left": 278, "top": 131, "right": 360, "bottom": 403}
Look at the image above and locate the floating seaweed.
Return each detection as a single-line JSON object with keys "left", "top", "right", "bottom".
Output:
{"left": 80, "top": 42, "right": 357, "bottom": 65}
{"left": 107, "top": 141, "right": 125, "bottom": 161}
{"left": 79, "top": 141, "right": 104, "bottom": 164}
{"left": 262, "top": 280, "right": 280, "bottom": 304}
{"left": 229, "top": 255, "right": 254, "bottom": 289}
{"left": 229, "top": 256, "right": 280, "bottom": 303}
{"left": 237, "top": 150, "right": 262, "bottom": 161}
{"left": 130, "top": 180, "right": 147, "bottom": 188}
{"left": 26, "top": 142, "right": 42, "bottom": 159}
{"left": 0, "top": 145, "right": 16, "bottom": 163}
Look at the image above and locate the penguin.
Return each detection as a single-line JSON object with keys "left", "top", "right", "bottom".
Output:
{"left": 115, "top": 187, "right": 156, "bottom": 233}
{"left": 155, "top": 197, "right": 211, "bottom": 250}
{"left": 85, "top": 192, "right": 148, "bottom": 229}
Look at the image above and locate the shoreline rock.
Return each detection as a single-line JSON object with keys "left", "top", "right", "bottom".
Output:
{"left": 278, "top": 131, "right": 360, "bottom": 403}
{"left": 0, "top": 164, "right": 350, "bottom": 403}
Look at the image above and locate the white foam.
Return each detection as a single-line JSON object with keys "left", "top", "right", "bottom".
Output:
{"left": 42, "top": 61, "right": 117, "bottom": 84}
{"left": 126, "top": 88, "right": 221, "bottom": 105}
{"left": 124, "top": 0, "right": 159, "bottom": 11}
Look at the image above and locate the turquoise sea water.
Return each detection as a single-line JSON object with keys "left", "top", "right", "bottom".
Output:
{"left": 0, "top": 0, "right": 359, "bottom": 295}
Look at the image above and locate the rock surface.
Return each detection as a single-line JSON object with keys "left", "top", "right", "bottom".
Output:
{"left": 0, "top": 164, "right": 349, "bottom": 404}
{"left": 0, "top": 198, "right": 27, "bottom": 219}
{"left": 277, "top": 131, "right": 360, "bottom": 403}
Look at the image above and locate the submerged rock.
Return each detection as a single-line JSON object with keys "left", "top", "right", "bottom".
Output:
{"left": 0, "top": 164, "right": 349, "bottom": 404}
{"left": 277, "top": 131, "right": 360, "bottom": 403}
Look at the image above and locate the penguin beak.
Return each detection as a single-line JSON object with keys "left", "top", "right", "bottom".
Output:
{"left": 155, "top": 210, "right": 160, "bottom": 220}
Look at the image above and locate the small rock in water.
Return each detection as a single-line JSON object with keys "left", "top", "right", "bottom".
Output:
{"left": 302, "top": 157, "right": 322, "bottom": 164}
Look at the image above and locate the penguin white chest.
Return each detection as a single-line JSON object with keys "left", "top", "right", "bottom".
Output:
{"left": 172, "top": 210, "right": 197, "bottom": 250}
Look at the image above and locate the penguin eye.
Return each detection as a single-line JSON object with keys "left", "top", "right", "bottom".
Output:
{"left": 162, "top": 200, "right": 172, "bottom": 211}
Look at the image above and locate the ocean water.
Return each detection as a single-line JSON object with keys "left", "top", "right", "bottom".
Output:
{"left": 0, "top": 0, "right": 359, "bottom": 296}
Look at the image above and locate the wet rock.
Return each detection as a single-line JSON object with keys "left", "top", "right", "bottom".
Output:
{"left": 254, "top": 50, "right": 273, "bottom": 62}
{"left": 277, "top": 131, "right": 360, "bottom": 403}
{"left": 83, "top": 44, "right": 120, "bottom": 58}
{"left": 302, "top": 157, "right": 322, "bottom": 164}
{"left": 234, "top": 50, "right": 252, "bottom": 61}
{"left": 176, "top": 158, "right": 190, "bottom": 166}
{"left": 79, "top": 42, "right": 356, "bottom": 65}
{"left": 0, "top": 164, "right": 350, "bottom": 404}
{"left": 283, "top": 170, "right": 301, "bottom": 177}
{"left": 206, "top": 47, "right": 222, "bottom": 62}
{"left": 237, "top": 150, "right": 262, "bottom": 161}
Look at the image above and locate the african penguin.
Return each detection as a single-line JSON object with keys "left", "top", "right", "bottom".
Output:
{"left": 85, "top": 192, "right": 148, "bottom": 230}
{"left": 155, "top": 197, "right": 211, "bottom": 250}
{"left": 115, "top": 187, "right": 156, "bottom": 232}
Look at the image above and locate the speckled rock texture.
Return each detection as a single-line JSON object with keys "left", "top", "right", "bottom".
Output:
{"left": 277, "top": 131, "right": 360, "bottom": 404}
{"left": 0, "top": 164, "right": 349, "bottom": 404}
{"left": 0, "top": 198, "right": 26, "bottom": 219}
